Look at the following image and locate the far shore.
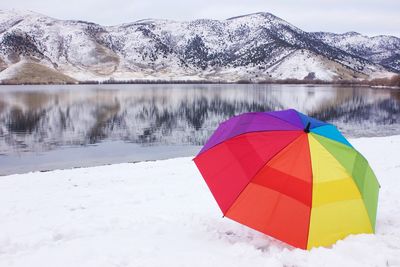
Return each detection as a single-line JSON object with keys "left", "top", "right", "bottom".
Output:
{"left": 1, "top": 76, "right": 399, "bottom": 88}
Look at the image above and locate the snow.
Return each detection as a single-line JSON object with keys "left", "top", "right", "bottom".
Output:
{"left": 0, "top": 10, "right": 397, "bottom": 82}
{"left": 310, "top": 31, "right": 400, "bottom": 72}
{"left": 268, "top": 50, "right": 337, "bottom": 80}
{"left": 0, "top": 60, "right": 26, "bottom": 80}
{"left": 0, "top": 135, "right": 400, "bottom": 266}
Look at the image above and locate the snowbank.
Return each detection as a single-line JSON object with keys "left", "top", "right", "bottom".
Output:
{"left": 0, "top": 136, "right": 399, "bottom": 267}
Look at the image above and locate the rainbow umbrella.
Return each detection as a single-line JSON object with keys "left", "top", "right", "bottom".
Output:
{"left": 194, "top": 109, "right": 379, "bottom": 249}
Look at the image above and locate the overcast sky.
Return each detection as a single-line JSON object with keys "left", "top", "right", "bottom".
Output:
{"left": 1, "top": 0, "right": 399, "bottom": 37}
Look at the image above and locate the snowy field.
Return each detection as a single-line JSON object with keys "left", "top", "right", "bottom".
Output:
{"left": 0, "top": 136, "right": 399, "bottom": 267}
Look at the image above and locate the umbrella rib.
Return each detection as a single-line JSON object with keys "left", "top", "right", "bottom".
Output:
{"left": 222, "top": 133, "right": 305, "bottom": 217}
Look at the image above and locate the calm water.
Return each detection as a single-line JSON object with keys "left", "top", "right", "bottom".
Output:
{"left": 0, "top": 84, "right": 399, "bottom": 175}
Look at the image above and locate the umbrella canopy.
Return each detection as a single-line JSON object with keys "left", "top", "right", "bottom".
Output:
{"left": 194, "top": 109, "right": 379, "bottom": 250}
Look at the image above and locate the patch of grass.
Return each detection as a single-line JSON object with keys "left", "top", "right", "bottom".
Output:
{"left": 1, "top": 62, "right": 77, "bottom": 84}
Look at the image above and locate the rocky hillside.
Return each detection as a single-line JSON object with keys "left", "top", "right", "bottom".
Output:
{"left": 310, "top": 31, "right": 400, "bottom": 72}
{"left": 0, "top": 10, "right": 398, "bottom": 83}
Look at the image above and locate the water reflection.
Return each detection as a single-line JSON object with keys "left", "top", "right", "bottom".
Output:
{"left": 0, "top": 84, "right": 399, "bottom": 156}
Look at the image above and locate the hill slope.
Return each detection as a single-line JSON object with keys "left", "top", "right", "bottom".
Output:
{"left": 0, "top": 10, "right": 398, "bottom": 83}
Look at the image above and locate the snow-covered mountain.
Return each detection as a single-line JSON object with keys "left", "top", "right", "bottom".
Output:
{"left": 0, "top": 10, "right": 398, "bottom": 83}
{"left": 310, "top": 31, "right": 400, "bottom": 73}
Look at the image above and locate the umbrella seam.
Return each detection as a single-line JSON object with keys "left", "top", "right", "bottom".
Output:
{"left": 305, "top": 134, "right": 313, "bottom": 249}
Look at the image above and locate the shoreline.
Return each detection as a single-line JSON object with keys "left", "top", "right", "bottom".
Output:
{"left": 0, "top": 77, "right": 399, "bottom": 88}
{"left": 0, "top": 143, "right": 201, "bottom": 176}
{"left": 2, "top": 135, "right": 399, "bottom": 176}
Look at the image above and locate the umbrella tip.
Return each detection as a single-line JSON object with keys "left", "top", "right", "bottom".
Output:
{"left": 304, "top": 122, "right": 311, "bottom": 133}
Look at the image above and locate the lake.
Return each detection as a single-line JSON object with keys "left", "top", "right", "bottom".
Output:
{"left": 0, "top": 84, "right": 399, "bottom": 175}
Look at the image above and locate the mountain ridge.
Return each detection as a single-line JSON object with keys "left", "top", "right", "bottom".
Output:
{"left": 0, "top": 10, "right": 398, "bottom": 84}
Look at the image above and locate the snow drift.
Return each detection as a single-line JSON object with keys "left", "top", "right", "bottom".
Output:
{"left": 0, "top": 135, "right": 399, "bottom": 266}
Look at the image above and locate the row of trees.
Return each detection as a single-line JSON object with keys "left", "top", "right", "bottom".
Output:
{"left": 2, "top": 75, "right": 400, "bottom": 87}
{"left": 236, "top": 75, "right": 400, "bottom": 87}
{"left": 366, "top": 75, "right": 400, "bottom": 87}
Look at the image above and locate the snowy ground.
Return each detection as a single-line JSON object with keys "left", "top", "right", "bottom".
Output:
{"left": 0, "top": 136, "right": 399, "bottom": 267}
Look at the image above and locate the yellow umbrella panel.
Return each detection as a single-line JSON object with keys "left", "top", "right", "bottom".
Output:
{"left": 307, "top": 133, "right": 379, "bottom": 249}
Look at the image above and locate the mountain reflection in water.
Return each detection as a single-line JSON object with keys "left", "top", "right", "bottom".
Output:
{"left": 0, "top": 84, "right": 399, "bottom": 156}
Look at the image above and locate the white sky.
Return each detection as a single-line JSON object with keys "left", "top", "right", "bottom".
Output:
{"left": 1, "top": 0, "right": 399, "bottom": 37}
